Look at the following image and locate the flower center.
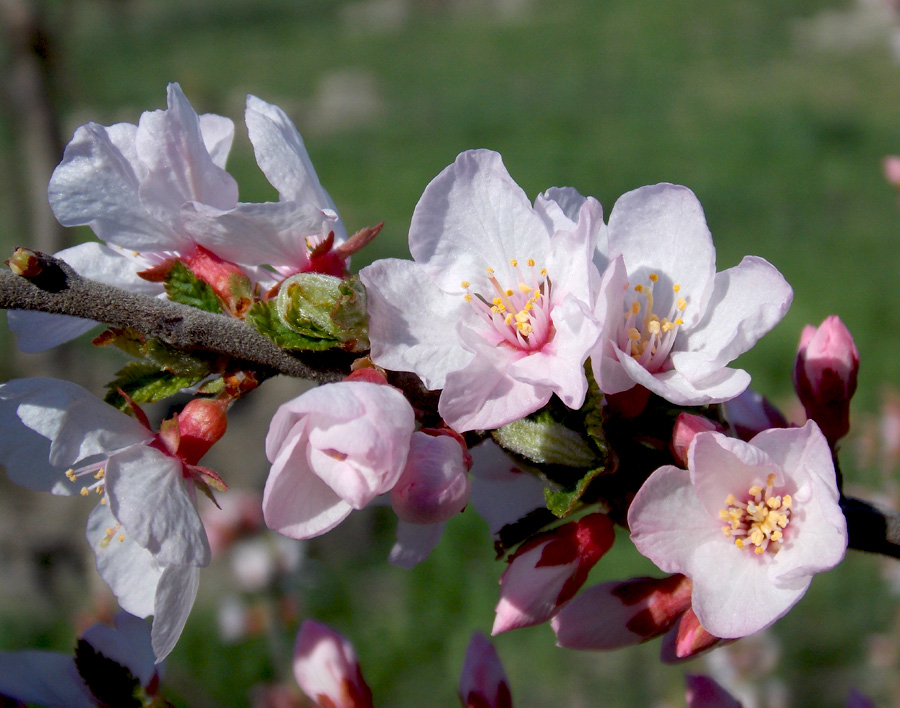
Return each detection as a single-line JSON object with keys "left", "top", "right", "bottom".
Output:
{"left": 617, "top": 274, "right": 686, "bottom": 373}
{"left": 462, "top": 258, "right": 552, "bottom": 352}
{"left": 719, "top": 473, "right": 793, "bottom": 555}
{"left": 65, "top": 461, "right": 109, "bottom": 505}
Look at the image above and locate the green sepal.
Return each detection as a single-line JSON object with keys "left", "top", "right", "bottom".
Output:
{"left": 164, "top": 260, "right": 222, "bottom": 313}
{"left": 93, "top": 327, "right": 212, "bottom": 379}
{"left": 491, "top": 410, "right": 599, "bottom": 468}
{"left": 276, "top": 273, "right": 369, "bottom": 351}
{"left": 544, "top": 466, "right": 606, "bottom": 518}
{"left": 104, "top": 363, "right": 208, "bottom": 411}
{"left": 197, "top": 377, "right": 226, "bottom": 395}
{"left": 245, "top": 300, "right": 339, "bottom": 351}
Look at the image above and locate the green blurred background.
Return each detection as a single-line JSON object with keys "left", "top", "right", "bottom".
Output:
{"left": 3, "top": 0, "right": 900, "bottom": 705}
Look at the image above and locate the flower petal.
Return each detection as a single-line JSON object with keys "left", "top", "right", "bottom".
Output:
{"left": 81, "top": 611, "right": 156, "bottom": 689}
{"left": 150, "top": 564, "right": 201, "bottom": 662}
{"left": 0, "top": 651, "right": 94, "bottom": 708}
{"left": 388, "top": 520, "right": 445, "bottom": 569}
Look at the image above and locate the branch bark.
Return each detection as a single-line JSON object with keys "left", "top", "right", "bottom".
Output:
{"left": 0, "top": 251, "right": 354, "bottom": 382}
{"left": 842, "top": 496, "right": 900, "bottom": 559}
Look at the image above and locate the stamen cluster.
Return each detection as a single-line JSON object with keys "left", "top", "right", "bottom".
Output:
{"left": 617, "top": 273, "right": 686, "bottom": 373}
{"left": 719, "top": 473, "right": 792, "bottom": 555}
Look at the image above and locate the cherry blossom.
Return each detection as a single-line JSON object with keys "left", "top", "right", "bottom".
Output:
{"left": 0, "top": 379, "right": 225, "bottom": 660}
{"left": 292, "top": 621, "right": 373, "bottom": 708}
{"left": 459, "top": 633, "right": 513, "bottom": 708}
{"left": 627, "top": 421, "right": 847, "bottom": 638}
{"left": 360, "top": 149, "right": 603, "bottom": 432}
{"left": 592, "top": 184, "right": 792, "bottom": 405}
{"left": 263, "top": 380, "right": 416, "bottom": 539}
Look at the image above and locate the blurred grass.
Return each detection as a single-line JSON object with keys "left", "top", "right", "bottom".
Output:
{"left": 3, "top": 0, "right": 900, "bottom": 706}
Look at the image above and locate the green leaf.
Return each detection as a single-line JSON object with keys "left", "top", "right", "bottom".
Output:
{"left": 105, "top": 363, "right": 207, "bottom": 411}
{"left": 75, "top": 638, "right": 143, "bottom": 708}
{"left": 245, "top": 300, "right": 339, "bottom": 351}
{"left": 94, "top": 327, "right": 212, "bottom": 378}
{"left": 492, "top": 414, "right": 599, "bottom": 468}
{"left": 276, "top": 273, "right": 369, "bottom": 351}
{"left": 164, "top": 260, "right": 222, "bottom": 313}
{"left": 544, "top": 466, "right": 606, "bottom": 518}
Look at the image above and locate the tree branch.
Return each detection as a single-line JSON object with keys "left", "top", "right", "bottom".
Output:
{"left": 0, "top": 250, "right": 355, "bottom": 382}
{"left": 842, "top": 496, "right": 900, "bottom": 559}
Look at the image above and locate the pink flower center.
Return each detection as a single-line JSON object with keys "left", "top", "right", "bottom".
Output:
{"left": 616, "top": 273, "right": 686, "bottom": 373}
{"left": 462, "top": 258, "right": 552, "bottom": 351}
{"left": 719, "top": 473, "right": 793, "bottom": 555}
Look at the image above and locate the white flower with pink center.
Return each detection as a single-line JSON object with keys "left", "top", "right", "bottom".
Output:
{"left": 627, "top": 421, "right": 847, "bottom": 638}
{"left": 360, "top": 149, "right": 603, "bottom": 432}
{"left": 593, "top": 184, "right": 793, "bottom": 405}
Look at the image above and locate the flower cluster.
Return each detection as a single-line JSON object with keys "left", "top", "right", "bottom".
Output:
{"left": 0, "top": 83, "right": 867, "bottom": 704}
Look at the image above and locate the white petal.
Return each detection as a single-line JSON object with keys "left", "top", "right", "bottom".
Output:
{"left": 150, "top": 564, "right": 200, "bottom": 662}
{"left": 81, "top": 611, "right": 156, "bottom": 688}
{"left": 136, "top": 83, "right": 238, "bottom": 224}
{"left": 0, "top": 651, "right": 94, "bottom": 708}
{"left": 87, "top": 503, "right": 162, "bottom": 618}
{"left": 245, "top": 95, "right": 347, "bottom": 241}
{"left": 48, "top": 122, "right": 176, "bottom": 251}
{"left": 198, "top": 113, "right": 235, "bottom": 170}
{"left": 360, "top": 258, "right": 471, "bottom": 390}
{"left": 408, "top": 150, "right": 551, "bottom": 293}
{"left": 388, "top": 520, "right": 445, "bottom": 569}
{"left": 533, "top": 187, "right": 587, "bottom": 231}
{"left": 672, "top": 256, "right": 792, "bottom": 380}
{"left": 4, "top": 378, "right": 152, "bottom": 467}
{"left": 616, "top": 351, "right": 751, "bottom": 406}
{"left": 607, "top": 184, "right": 716, "bottom": 328}
{"left": 105, "top": 445, "right": 209, "bottom": 566}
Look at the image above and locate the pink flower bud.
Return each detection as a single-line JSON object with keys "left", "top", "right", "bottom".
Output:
{"left": 722, "top": 388, "right": 787, "bottom": 442}
{"left": 292, "top": 621, "right": 373, "bottom": 708}
{"left": 390, "top": 432, "right": 471, "bottom": 524}
{"left": 175, "top": 398, "right": 229, "bottom": 465}
{"left": 459, "top": 633, "right": 512, "bottom": 708}
{"left": 660, "top": 607, "right": 726, "bottom": 663}
{"left": 671, "top": 414, "right": 723, "bottom": 467}
{"left": 492, "top": 513, "right": 615, "bottom": 634}
{"left": 793, "top": 315, "right": 859, "bottom": 445}
{"left": 551, "top": 574, "right": 692, "bottom": 650}
{"left": 685, "top": 674, "right": 742, "bottom": 708}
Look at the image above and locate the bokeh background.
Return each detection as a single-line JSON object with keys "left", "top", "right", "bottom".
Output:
{"left": 3, "top": 0, "right": 900, "bottom": 705}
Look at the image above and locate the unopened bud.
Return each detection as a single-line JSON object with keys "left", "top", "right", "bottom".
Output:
{"left": 459, "top": 633, "right": 512, "bottom": 708}
{"left": 660, "top": 607, "right": 726, "bottom": 663}
{"left": 293, "top": 621, "right": 373, "bottom": 708}
{"left": 793, "top": 315, "right": 859, "bottom": 445}
{"left": 722, "top": 388, "right": 788, "bottom": 442}
{"left": 684, "top": 674, "right": 742, "bottom": 708}
{"left": 551, "top": 574, "right": 692, "bottom": 650}
{"left": 176, "top": 398, "right": 228, "bottom": 465}
{"left": 390, "top": 432, "right": 470, "bottom": 525}
{"left": 671, "top": 414, "right": 723, "bottom": 467}
{"left": 6, "top": 248, "right": 41, "bottom": 277}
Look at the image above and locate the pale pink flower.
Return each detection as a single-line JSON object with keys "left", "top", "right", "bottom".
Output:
{"left": 685, "top": 674, "right": 743, "bottom": 708}
{"left": 492, "top": 513, "right": 615, "bottom": 634}
{"left": 459, "top": 633, "right": 512, "bottom": 708}
{"left": 292, "top": 621, "right": 373, "bottom": 708}
{"left": 628, "top": 422, "right": 847, "bottom": 638}
{"left": 592, "top": 184, "right": 792, "bottom": 405}
{"left": 263, "top": 381, "right": 415, "bottom": 539}
{"left": 360, "top": 149, "right": 603, "bottom": 432}
{"left": 793, "top": 315, "right": 859, "bottom": 445}
{"left": 0, "top": 379, "right": 226, "bottom": 660}
{"left": 551, "top": 574, "right": 692, "bottom": 650}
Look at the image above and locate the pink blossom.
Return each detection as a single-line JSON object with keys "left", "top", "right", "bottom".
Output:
{"left": 360, "top": 150, "right": 603, "bottom": 432}
{"left": 592, "top": 184, "right": 792, "bottom": 405}
{"left": 0, "top": 379, "right": 228, "bottom": 660}
{"left": 628, "top": 422, "right": 847, "bottom": 638}
{"left": 671, "top": 413, "right": 724, "bottom": 467}
{"left": 390, "top": 431, "right": 471, "bottom": 524}
{"left": 793, "top": 315, "right": 859, "bottom": 445}
{"left": 551, "top": 574, "right": 692, "bottom": 650}
{"left": 292, "top": 621, "right": 373, "bottom": 708}
{"left": 459, "top": 633, "right": 512, "bottom": 708}
{"left": 263, "top": 381, "right": 415, "bottom": 539}
{"left": 492, "top": 513, "right": 615, "bottom": 634}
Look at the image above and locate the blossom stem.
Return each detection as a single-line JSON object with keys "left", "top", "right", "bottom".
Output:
{"left": 0, "top": 249, "right": 353, "bottom": 382}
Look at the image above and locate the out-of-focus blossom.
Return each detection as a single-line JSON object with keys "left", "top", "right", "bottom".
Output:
{"left": 0, "top": 611, "right": 161, "bottom": 708}
{"left": 592, "top": 184, "right": 792, "bottom": 406}
{"left": 793, "top": 315, "right": 859, "bottom": 445}
{"left": 361, "top": 149, "right": 603, "bottom": 432}
{"left": 201, "top": 490, "right": 265, "bottom": 557}
{"left": 390, "top": 431, "right": 471, "bottom": 524}
{"left": 263, "top": 381, "right": 415, "bottom": 539}
{"left": 0, "top": 379, "right": 227, "bottom": 660}
{"left": 722, "top": 388, "right": 788, "bottom": 442}
{"left": 459, "top": 633, "right": 512, "bottom": 708}
{"left": 659, "top": 607, "right": 725, "bottom": 663}
{"left": 292, "top": 621, "right": 373, "bottom": 708}
{"left": 492, "top": 513, "right": 615, "bottom": 634}
{"left": 628, "top": 422, "right": 847, "bottom": 638}
{"left": 684, "top": 674, "right": 743, "bottom": 708}
{"left": 672, "top": 413, "right": 725, "bottom": 467}
{"left": 551, "top": 574, "right": 692, "bottom": 650}
{"left": 884, "top": 155, "right": 900, "bottom": 188}
{"left": 845, "top": 688, "right": 877, "bottom": 708}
